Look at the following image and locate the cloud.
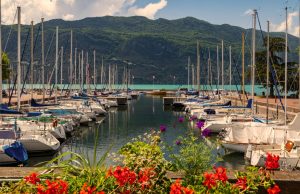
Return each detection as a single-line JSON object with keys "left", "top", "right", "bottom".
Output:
{"left": 270, "top": 11, "right": 299, "bottom": 36}
{"left": 128, "top": 0, "right": 168, "bottom": 19}
{"left": 62, "top": 14, "right": 75, "bottom": 21}
{"left": 243, "top": 9, "right": 254, "bottom": 16}
{"left": 2, "top": 0, "right": 168, "bottom": 24}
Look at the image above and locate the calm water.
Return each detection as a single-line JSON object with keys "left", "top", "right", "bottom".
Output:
{"left": 27, "top": 95, "right": 245, "bottom": 170}
{"left": 6, "top": 84, "right": 266, "bottom": 96}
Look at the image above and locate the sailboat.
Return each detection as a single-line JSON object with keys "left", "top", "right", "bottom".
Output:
{"left": 246, "top": 7, "right": 300, "bottom": 169}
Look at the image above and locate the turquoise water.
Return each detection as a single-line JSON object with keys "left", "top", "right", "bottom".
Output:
{"left": 4, "top": 84, "right": 267, "bottom": 96}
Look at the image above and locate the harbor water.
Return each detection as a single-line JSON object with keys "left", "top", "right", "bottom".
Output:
{"left": 27, "top": 95, "right": 245, "bottom": 170}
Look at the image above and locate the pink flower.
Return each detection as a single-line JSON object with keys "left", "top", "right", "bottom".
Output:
{"left": 201, "top": 128, "right": 211, "bottom": 138}
{"left": 160, "top": 125, "right": 167, "bottom": 132}
{"left": 196, "top": 121, "right": 205, "bottom": 129}
{"left": 178, "top": 117, "right": 184, "bottom": 123}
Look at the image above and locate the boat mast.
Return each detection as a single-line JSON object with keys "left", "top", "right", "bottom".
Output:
{"left": 266, "top": 21, "right": 270, "bottom": 124}
{"left": 197, "top": 40, "right": 200, "bottom": 93}
{"left": 70, "top": 30, "right": 73, "bottom": 91}
{"left": 229, "top": 45, "right": 232, "bottom": 93}
{"left": 41, "top": 18, "right": 45, "bottom": 103}
{"left": 78, "top": 52, "right": 80, "bottom": 90}
{"left": 208, "top": 49, "right": 210, "bottom": 86}
{"left": 251, "top": 10, "right": 257, "bottom": 115}
{"left": 55, "top": 26, "right": 58, "bottom": 103}
{"left": 74, "top": 48, "right": 77, "bottom": 87}
{"left": 81, "top": 50, "right": 83, "bottom": 90}
{"left": 217, "top": 45, "right": 219, "bottom": 92}
{"left": 0, "top": 0, "right": 2, "bottom": 104}
{"left": 191, "top": 64, "right": 195, "bottom": 90}
{"left": 17, "top": 7, "right": 21, "bottom": 110}
{"left": 299, "top": 5, "right": 300, "bottom": 110}
{"left": 101, "top": 56, "right": 104, "bottom": 87}
{"left": 60, "top": 46, "right": 63, "bottom": 95}
{"left": 242, "top": 32, "right": 245, "bottom": 105}
{"left": 187, "top": 56, "right": 190, "bottom": 90}
{"left": 93, "top": 50, "right": 96, "bottom": 87}
{"left": 30, "top": 21, "right": 34, "bottom": 99}
{"left": 221, "top": 40, "right": 224, "bottom": 90}
{"left": 284, "top": 7, "right": 288, "bottom": 126}
{"left": 86, "top": 52, "right": 89, "bottom": 93}
{"left": 108, "top": 65, "right": 111, "bottom": 92}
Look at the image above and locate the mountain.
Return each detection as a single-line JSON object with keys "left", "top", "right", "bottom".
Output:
{"left": 2, "top": 16, "right": 299, "bottom": 84}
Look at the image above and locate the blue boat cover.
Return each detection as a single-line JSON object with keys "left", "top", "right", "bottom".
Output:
{"left": 222, "top": 99, "right": 252, "bottom": 109}
{"left": 27, "top": 112, "right": 42, "bottom": 117}
{"left": 31, "top": 99, "right": 59, "bottom": 107}
{"left": 71, "top": 96, "right": 90, "bottom": 100}
{"left": 203, "top": 101, "right": 231, "bottom": 107}
{"left": 0, "top": 104, "right": 22, "bottom": 114}
{"left": 3, "top": 141, "right": 28, "bottom": 163}
{"left": 186, "top": 90, "right": 198, "bottom": 95}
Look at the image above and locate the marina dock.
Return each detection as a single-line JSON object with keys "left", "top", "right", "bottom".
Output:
{"left": 163, "top": 97, "right": 187, "bottom": 105}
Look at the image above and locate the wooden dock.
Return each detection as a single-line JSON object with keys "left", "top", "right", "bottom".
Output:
{"left": 163, "top": 97, "right": 187, "bottom": 105}
{"left": 102, "top": 97, "right": 127, "bottom": 105}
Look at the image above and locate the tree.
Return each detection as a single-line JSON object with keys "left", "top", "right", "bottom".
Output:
{"left": 255, "top": 37, "right": 297, "bottom": 97}
{"left": 2, "top": 52, "right": 10, "bottom": 80}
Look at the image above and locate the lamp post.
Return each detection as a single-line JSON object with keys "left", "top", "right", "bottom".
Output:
{"left": 173, "top": 75, "right": 176, "bottom": 86}
{"left": 132, "top": 75, "right": 134, "bottom": 89}
{"left": 152, "top": 75, "right": 155, "bottom": 90}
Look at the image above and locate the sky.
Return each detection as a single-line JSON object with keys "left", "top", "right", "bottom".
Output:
{"left": 3, "top": 0, "right": 300, "bottom": 35}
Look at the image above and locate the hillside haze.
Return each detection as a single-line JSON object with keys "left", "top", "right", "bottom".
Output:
{"left": 3, "top": 16, "right": 298, "bottom": 84}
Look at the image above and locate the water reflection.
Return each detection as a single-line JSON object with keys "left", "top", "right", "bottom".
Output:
{"left": 26, "top": 95, "right": 244, "bottom": 170}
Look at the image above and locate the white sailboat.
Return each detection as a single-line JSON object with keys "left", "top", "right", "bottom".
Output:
{"left": 247, "top": 7, "right": 300, "bottom": 169}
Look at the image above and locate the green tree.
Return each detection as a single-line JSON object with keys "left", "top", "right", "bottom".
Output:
{"left": 2, "top": 52, "right": 10, "bottom": 80}
{"left": 255, "top": 37, "right": 297, "bottom": 97}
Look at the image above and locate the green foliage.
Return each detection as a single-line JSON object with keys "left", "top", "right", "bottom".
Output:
{"left": 0, "top": 129, "right": 279, "bottom": 194}
{"left": 255, "top": 36, "right": 298, "bottom": 96}
{"left": 5, "top": 16, "right": 299, "bottom": 84}
{"left": 170, "top": 133, "right": 217, "bottom": 185}
{"left": 2, "top": 52, "right": 10, "bottom": 80}
{"left": 117, "top": 131, "right": 172, "bottom": 193}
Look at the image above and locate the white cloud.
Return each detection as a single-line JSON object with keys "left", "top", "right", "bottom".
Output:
{"left": 270, "top": 11, "right": 299, "bottom": 36}
{"left": 128, "top": 0, "right": 168, "bottom": 19}
{"left": 62, "top": 14, "right": 75, "bottom": 20}
{"left": 1, "top": 0, "right": 168, "bottom": 24}
{"left": 243, "top": 9, "right": 254, "bottom": 16}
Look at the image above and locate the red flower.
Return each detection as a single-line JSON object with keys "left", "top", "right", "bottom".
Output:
{"left": 214, "top": 166, "right": 228, "bottom": 183}
{"left": 138, "top": 168, "right": 155, "bottom": 189}
{"left": 234, "top": 177, "right": 247, "bottom": 191}
{"left": 37, "top": 184, "right": 45, "bottom": 194}
{"left": 182, "top": 187, "right": 194, "bottom": 194}
{"left": 170, "top": 179, "right": 194, "bottom": 194}
{"left": 265, "top": 153, "right": 280, "bottom": 170}
{"left": 112, "top": 166, "right": 137, "bottom": 186}
{"left": 80, "top": 183, "right": 97, "bottom": 194}
{"left": 106, "top": 166, "right": 113, "bottom": 178}
{"left": 37, "top": 179, "right": 68, "bottom": 194}
{"left": 267, "top": 184, "right": 281, "bottom": 194}
{"left": 97, "top": 192, "right": 105, "bottom": 194}
{"left": 203, "top": 172, "right": 217, "bottom": 189}
{"left": 24, "top": 172, "right": 40, "bottom": 185}
{"left": 170, "top": 179, "right": 183, "bottom": 194}
{"left": 121, "top": 190, "right": 131, "bottom": 194}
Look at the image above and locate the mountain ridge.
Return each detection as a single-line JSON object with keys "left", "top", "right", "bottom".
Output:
{"left": 2, "top": 16, "right": 298, "bottom": 84}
